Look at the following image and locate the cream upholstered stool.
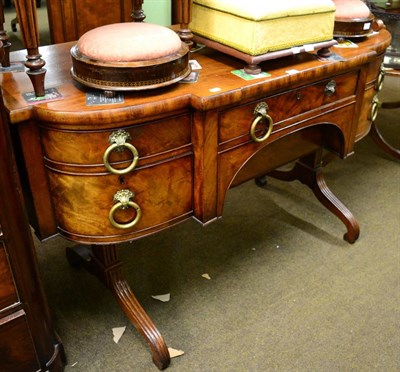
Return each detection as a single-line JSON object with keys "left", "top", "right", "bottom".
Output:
{"left": 333, "top": 0, "right": 375, "bottom": 38}
{"left": 71, "top": 22, "right": 191, "bottom": 95}
{"left": 189, "top": 0, "right": 337, "bottom": 73}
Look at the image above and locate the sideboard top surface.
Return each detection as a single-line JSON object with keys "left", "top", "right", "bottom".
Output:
{"left": 0, "top": 30, "right": 391, "bottom": 126}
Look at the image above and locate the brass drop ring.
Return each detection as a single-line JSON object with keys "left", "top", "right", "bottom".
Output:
{"left": 250, "top": 113, "right": 274, "bottom": 143}
{"left": 103, "top": 142, "right": 139, "bottom": 175}
{"left": 370, "top": 95, "right": 380, "bottom": 122}
{"left": 109, "top": 200, "right": 142, "bottom": 229}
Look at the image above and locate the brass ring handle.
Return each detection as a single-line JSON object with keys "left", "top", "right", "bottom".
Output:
{"left": 109, "top": 200, "right": 141, "bottom": 229}
{"left": 103, "top": 142, "right": 139, "bottom": 175}
{"left": 109, "top": 189, "right": 141, "bottom": 229}
{"left": 376, "top": 64, "right": 385, "bottom": 92}
{"left": 250, "top": 103, "right": 274, "bottom": 143}
{"left": 370, "top": 95, "right": 380, "bottom": 122}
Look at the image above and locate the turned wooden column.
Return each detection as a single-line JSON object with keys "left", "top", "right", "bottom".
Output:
{"left": 173, "top": 0, "right": 195, "bottom": 47}
{"left": 13, "top": 0, "right": 46, "bottom": 96}
{"left": 132, "top": 0, "right": 146, "bottom": 22}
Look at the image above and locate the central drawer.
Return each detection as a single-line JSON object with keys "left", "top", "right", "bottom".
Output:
{"left": 218, "top": 71, "right": 358, "bottom": 146}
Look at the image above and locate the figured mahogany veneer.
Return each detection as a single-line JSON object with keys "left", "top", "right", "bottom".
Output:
{"left": 0, "top": 30, "right": 391, "bottom": 369}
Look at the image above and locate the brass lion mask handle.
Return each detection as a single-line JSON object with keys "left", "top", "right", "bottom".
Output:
{"left": 250, "top": 102, "right": 274, "bottom": 143}
{"left": 109, "top": 189, "right": 142, "bottom": 229}
{"left": 103, "top": 130, "right": 139, "bottom": 175}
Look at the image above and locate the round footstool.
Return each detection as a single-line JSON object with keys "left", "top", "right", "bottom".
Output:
{"left": 71, "top": 22, "right": 191, "bottom": 93}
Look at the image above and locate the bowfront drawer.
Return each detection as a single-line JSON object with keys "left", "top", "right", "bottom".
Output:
{"left": 46, "top": 154, "right": 193, "bottom": 243}
{"left": 40, "top": 112, "right": 194, "bottom": 244}
{"left": 40, "top": 113, "right": 191, "bottom": 166}
{"left": 219, "top": 71, "right": 358, "bottom": 145}
{"left": 0, "top": 240, "right": 19, "bottom": 312}
{"left": 355, "top": 56, "right": 385, "bottom": 141}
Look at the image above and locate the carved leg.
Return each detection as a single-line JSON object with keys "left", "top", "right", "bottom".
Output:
{"left": 174, "top": 0, "right": 195, "bottom": 48}
{"left": 259, "top": 149, "right": 360, "bottom": 243}
{"left": 369, "top": 121, "right": 400, "bottom": 160}
{"left": 66, "top": 244, "right": 170, "bottom": 370}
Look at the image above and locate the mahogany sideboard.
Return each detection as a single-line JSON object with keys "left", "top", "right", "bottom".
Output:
{"left": 0, "top": 29, "right": 391, "bottom": 369}
{"left": 0, "top": 86, "right": 65, "bottom": 369}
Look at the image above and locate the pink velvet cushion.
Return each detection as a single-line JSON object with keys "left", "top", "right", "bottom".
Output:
{"left": 77, "top": 23, "right": 182, "bottom": 62}
{"left": 333, "top": 0, "right": 371, "bottom": 20}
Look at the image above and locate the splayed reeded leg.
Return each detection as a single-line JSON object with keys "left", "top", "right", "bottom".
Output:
{"left": 256, "top": 149, "right": 360, "bottom": 243}
{"left": 66, "top": 244, "right": 170, "bottom": 370}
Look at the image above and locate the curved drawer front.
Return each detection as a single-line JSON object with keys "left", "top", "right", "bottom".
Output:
{"left": 218, "top": 71, "right": 358, "bottom": 145}
{"left": 356, "top": 87, "right": 375, "bottom": 141}
{"left": 46, "top": 155, "right": 193, "bottom": 243}
{"left": 39, "top": 113, "right": 191, "bottom": 166}
{"left": 40, "top": 114, "right": 193, "bottom": 243}
{"left": 356, "top": 56, "right": 385, "bottom": 141}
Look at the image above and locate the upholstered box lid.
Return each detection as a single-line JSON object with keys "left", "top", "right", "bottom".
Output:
{"left": 190, "top": 0, "right": 336, "bottom": 55}
{"left": 193, "top": 0, "right": 336, "bottom": 21}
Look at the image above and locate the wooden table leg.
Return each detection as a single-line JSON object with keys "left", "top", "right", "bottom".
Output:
{"left": 66, "top": 244, "right": 171, "bottom": 370}
{"left": 256, "top": 149, "right": 360, "bottom": 243}
{"left": 369, "top": 120, "right": 400, "bottom": 160}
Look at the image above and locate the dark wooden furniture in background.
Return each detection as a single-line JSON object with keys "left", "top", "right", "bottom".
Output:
{"left": 0, "top": 0, "right": 11, "bottom": 67}
{"left": 0, "top": 54, "right": 65, "bottom": 371}
{"left": 47, "top": 0, "right": 143, "bottom": 43}
{"left": 0, "top": 28, "right": 391, "bottom": 369}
